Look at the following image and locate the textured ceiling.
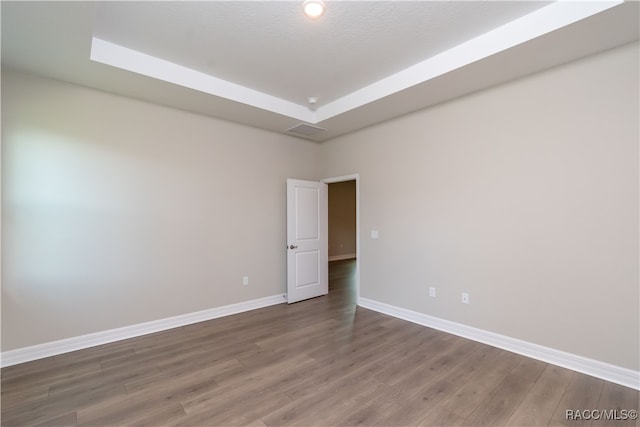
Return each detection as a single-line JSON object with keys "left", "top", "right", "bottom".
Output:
{"left": 2, "top": 1, "right": 639, "bottom": 142}
{"left": 93, "top": 1, "right": 549, "bottom": 106}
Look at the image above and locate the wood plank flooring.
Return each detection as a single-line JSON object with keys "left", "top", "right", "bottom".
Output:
{"left": 2, "top": 260, "right": 638, "bottom": 426}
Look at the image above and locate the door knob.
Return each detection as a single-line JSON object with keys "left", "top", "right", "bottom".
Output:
{"left": 289, "top": 244, "right": 298, "bottom": 249}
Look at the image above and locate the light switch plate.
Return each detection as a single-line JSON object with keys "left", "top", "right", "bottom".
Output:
{"left": 371, "top": 230, "right": 379, "bottom": 239}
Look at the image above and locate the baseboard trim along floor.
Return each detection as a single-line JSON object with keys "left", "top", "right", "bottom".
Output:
{"left": 3, "top": 292, "right": 637, "bottom": 392}
{"left": 0, "top": 294, "right": 286, "bottom": 368}
{"left": 358, "top": 297, "right": 639, "bottom": 391}
{"left": 328, "top": 253, "right": 357, "bottom": 262}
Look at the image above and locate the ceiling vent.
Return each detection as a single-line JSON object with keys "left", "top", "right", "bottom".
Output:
{"left": 286, "top": 123, "right": 327, "bottom": 137}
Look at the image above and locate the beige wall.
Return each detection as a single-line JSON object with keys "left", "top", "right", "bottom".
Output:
{"left": 321, "top": 42, "right": 639, "bottom": 371}
{"left": 2, "top": 42, "right": 638, "bottom": 372}
{"left": 1, "top": 70, "right": 321, "bottom": 350}
{"left": 328, "top": 181, "right": 356, "bottom": 259}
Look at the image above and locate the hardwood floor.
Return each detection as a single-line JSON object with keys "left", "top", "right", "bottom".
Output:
{"left": 2, "top": 259, "right": 638, "bottom": 426}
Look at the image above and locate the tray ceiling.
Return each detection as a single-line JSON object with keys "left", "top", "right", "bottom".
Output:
{"left": 2, "top": 1, "right": 638, "bottom": 141}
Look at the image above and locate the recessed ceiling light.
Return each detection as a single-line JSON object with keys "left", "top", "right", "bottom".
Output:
{"left": 302, "top": 0, "right": 325, "bottom": 20}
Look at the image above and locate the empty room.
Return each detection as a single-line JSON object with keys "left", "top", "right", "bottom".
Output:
{"left": 1, "top": 1, "right": 639, "bottom": 426}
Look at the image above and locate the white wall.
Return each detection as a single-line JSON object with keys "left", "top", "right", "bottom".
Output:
{"left": 1, "top": 70, "right": 321, "bottom": 351}
{"left": 321, "top": 42, "right": 639, "bottom": 371}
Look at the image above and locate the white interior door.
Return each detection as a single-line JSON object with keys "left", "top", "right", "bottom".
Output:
{"left": 286, "top": 179, "right": 328, "bottom": 304}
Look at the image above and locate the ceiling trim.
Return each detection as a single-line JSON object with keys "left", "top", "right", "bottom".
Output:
{"left": 314, "top": 0, "right": 623, "bottom": 122}
{"left": 90, "top": 38, "right": 313, "bottom": 122}
{"left": 89, "top": 0, "right": 623, "bottom": 126}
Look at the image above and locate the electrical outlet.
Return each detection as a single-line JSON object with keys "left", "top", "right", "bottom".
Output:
{"left": 429, "top": 287, "right": 436, "bottom": 298}
{"left": 461, "top": 292, "right": 469, "bottom": 304}
{"left": 243, "top": 276, "right": 249, "bottom": 286}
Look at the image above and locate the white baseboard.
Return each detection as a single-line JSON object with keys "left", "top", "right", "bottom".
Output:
{"left": 328, "top": 253, "right": 356, "bottom": 262}
{"left": 358, "top": 297, "right": 639, "bottom": 391}
{"left": 1, "top": 294, "right": 286, "bottom": 368}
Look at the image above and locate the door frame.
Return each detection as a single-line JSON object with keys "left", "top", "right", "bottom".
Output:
{"left": 321, "top": 174, "right": 360, "bottom": 304}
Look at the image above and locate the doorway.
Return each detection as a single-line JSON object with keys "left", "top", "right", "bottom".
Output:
{"left": 328, "top": 180, "right": 357, "bottom": 262}
{"left": 322, "top": 175, "right": 360, "bottom": 304}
